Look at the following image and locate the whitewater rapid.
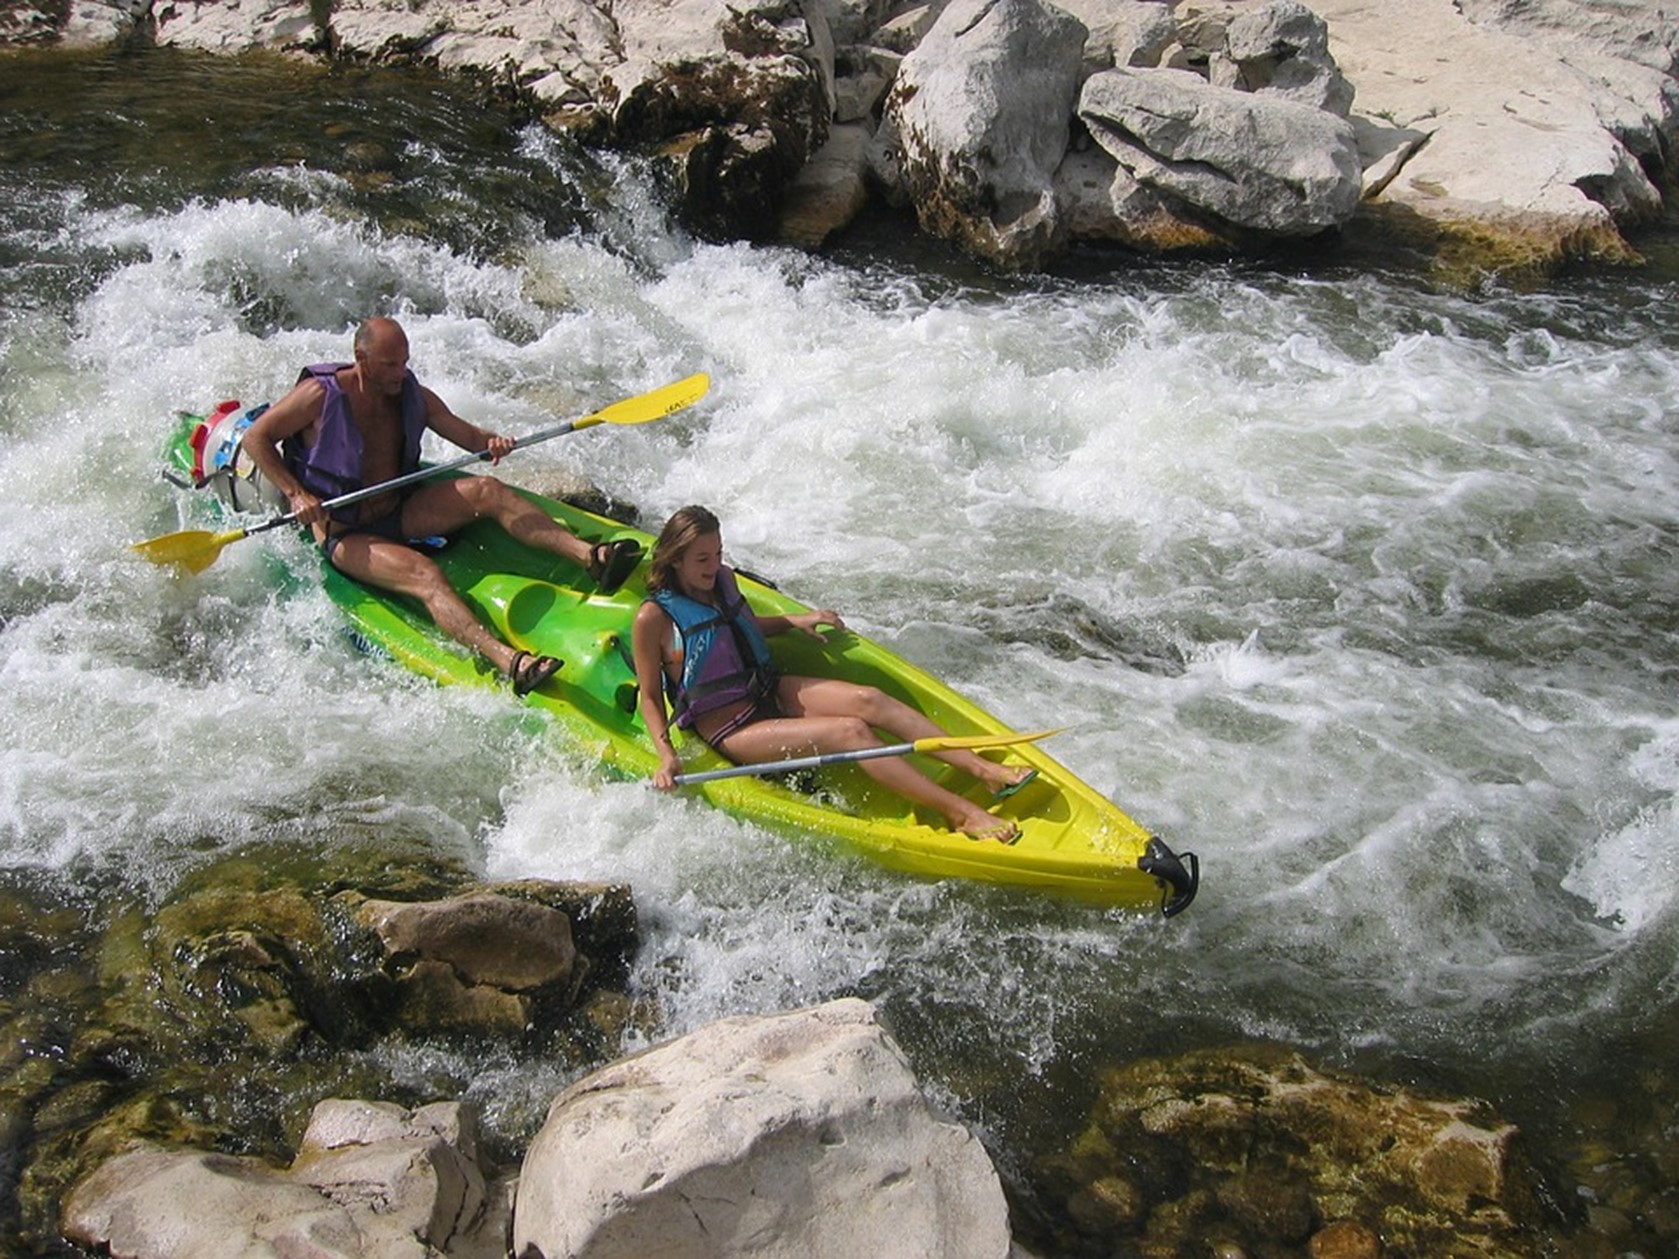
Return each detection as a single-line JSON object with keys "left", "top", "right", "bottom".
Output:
{"left": 3, "top": 93, "right": 1677, "bottom": 1165}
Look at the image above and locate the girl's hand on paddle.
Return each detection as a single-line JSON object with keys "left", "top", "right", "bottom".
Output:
{"left": 484, "top": 433, "right": 514, "bottom": 464}
{"left": 650, "top": 731, "right": 682, "bottom": 790}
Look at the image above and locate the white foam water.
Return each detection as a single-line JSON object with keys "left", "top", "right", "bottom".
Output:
{"left": 4, "top": 78, "right": 1678, "bottom": 1178}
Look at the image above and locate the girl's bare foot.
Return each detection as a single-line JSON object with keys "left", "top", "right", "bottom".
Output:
{"left": 953, "top": 807, "right": 1020, "bottom": 845}
{"left": 985, "top": 765, "right": 1038, "bottom": 801}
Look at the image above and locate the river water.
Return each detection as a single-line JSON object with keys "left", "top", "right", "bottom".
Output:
{"left": 4, "top": 48, "right": 1678, "bottom": 1253}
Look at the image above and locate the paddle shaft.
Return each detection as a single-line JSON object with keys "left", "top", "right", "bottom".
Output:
{"left": 237, "top": 415, "right": 589, "bottom": 540}
{"left": 673, "top": 740, "right": 936, "bottom": 786}
{"left": 669, "top": 727, "right": 1060, "bottom": 787}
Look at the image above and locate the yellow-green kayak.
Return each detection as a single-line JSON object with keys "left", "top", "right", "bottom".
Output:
{"left": 157, "top": 395, "right": 1198, "bottom": 915}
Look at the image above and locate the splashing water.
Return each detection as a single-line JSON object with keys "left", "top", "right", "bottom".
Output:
{"left": 4, "top": 48, "right": 1679, "bottom": 1216}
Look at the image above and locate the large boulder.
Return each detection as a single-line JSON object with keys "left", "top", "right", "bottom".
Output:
{"left": 884, "top": 0, "right": 1089, "bottom": 269}
{"left": 152, "top": 0, "right": 318, "bottom": 53}
{"left": 1315, "top": 0, "right": 1675, "bottom": 273}
{"left": 64, "top": 1146, "right": 364, "bottom": 1259}
{"left": 1210, "top": 0, "right": 1353, "bottom": 116}
{"left": 1077, "top": 65, "right": 1362, "bottom": 237}
{"left": 62, "top": 1099, "right": 509, "bottom": 1259}
{"left": 512, "top": 997, "right": 1012, "bottom": 1259}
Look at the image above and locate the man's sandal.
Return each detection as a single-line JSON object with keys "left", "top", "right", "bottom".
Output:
{"left": 586, "top": 539, "right": 643, "bottom": 595}
{"left": 510, "top": 651, "right": 562, "bottom": 696}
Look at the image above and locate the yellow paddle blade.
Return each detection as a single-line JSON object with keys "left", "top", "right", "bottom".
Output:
{"left": 131, "top": 527, "right": 248, "bottom": 574}
{"left": 910, "top": 728, "right": 1064, "bottom": 754}
{"left": 575, "top": 373, "right": 710, "bottom": 430}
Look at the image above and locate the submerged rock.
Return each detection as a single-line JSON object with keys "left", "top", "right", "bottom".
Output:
{"left": 1035, "top": 1041, "right": 1558, "bottom": 1257}
{"left": 56, "top": 997, "right": 1015, "bottom": 1257}
{"left": 356, "top": 889, "right": 580, "bottom": 1037}
{"left": 4, "top": 845, "right": 642, "bottom": 1251}
{"left": 24, "top": 892, "right": 1679, "bottom": 1259}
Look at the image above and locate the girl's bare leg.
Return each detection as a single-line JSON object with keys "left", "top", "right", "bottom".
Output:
{"left": 717, "top": 707, "right": 1018, "bottom": 842}
{"left": 778, "top": 677, "right": 1033, "bottom": 793}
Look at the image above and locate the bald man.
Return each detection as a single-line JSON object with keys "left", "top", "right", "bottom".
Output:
{"left": 244, "top": 317, "right": 640, "bottom": 695}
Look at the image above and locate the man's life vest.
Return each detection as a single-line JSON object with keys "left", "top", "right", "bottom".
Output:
{"left": 283, "top": 362, "right": 429, "bottom": 521}
{"left": 651, "top": 566, "right": 778, "bottom": 730}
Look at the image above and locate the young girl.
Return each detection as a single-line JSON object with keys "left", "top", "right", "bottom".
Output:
{"left": 631, "top": 505, "right": 1034, "bottom": 842}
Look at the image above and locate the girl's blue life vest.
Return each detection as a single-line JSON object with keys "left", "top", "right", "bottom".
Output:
{"left": 283, "top": 362, "right": 429, "bottom": 522}
{"left": 650, "top": 566, "right": 779, "bottom": 730}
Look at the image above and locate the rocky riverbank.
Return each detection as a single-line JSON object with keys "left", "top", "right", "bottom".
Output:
{"left": 5, "top": 846, "right": 1676, "bottom": 1256}
{"left": 2, "top": 0, "right": 1676, "bottom": 282}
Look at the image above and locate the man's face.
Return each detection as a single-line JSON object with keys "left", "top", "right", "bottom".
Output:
{"left": 358, "top": 329, "right": 410, "bottom": 397}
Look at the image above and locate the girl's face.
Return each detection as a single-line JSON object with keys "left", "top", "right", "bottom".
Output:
{"left": 675, "top": 530, "right": 723, "bottom": 595}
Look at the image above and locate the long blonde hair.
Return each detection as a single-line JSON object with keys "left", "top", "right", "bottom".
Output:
{"left": 646, "top": 505, "right": 721, "bottom": 594}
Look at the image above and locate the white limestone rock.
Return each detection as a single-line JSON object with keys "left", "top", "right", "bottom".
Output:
{"left": 885, "top": 0, "right": 1088, "bottom": 268}
{"left": 1077, "top": 64, "right": 1362, "bottom": 235}
{"left": 512, "top": 997, "right": 1013, "bottom": 1259}
{"left": 1315, "top": 0, "right": 1673, "bottom": 256}
{"left": 62, "top": 1100, "right": 507, "bottom": 1259}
